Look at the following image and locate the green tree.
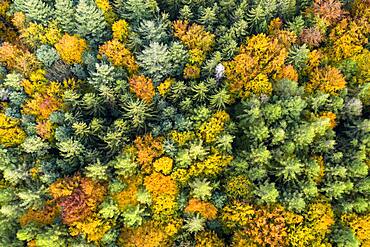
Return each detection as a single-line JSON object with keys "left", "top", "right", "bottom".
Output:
{"left": 75, "top": 0, "right": 108, "bottom": 44}
{"left": 55, "top": 0, "right": 75, "bottom": 33}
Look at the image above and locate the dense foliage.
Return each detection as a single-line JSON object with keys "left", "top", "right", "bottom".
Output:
{"left": 0, "top": 0, "right": 369, "bottom": 246}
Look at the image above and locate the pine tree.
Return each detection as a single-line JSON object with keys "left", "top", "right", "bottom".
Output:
{"left": 246, "top": 5, "right": 268, "bottom": 33}
{"left": 137, "top": 42, "right": 173, "bottom": 83}
{"left": 15, "top": 0, "right": 53, "bottom": 24}
{"left": 55, "top": 0, "right": 75, "bottom": 33}
{"left": 287, "top": 44, "right": 310, "bottom": 70}
{"left": 137, "top": 15, "right": 170, "bottom": 45}
{"left": 75, "top": 0, "right": 108, "bottom": 45}
{"left": 113, "top": 0, "right": 158, "bottom": 23}
{"left": 13, "top": 0, "right": 28, "bottom": 13}
{"left": 36, "top": 45, "right": 60, "bottom": 68}
{"left": 278, "top": 0, "right": 297, "bottom": 19}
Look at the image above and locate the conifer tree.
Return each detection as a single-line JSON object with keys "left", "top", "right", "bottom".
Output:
{"left": 55, "top": 0, "right": 75, "bottom": 33}
{"left": 14, "top": 0, "right": 53, "bottom": 24}
{"left": 75, "top": 0, "right": 108, "bottom": 45}
{"left": 137, "top": 42, "right": 173, "bottom": 83}
{"left": 113, "top": 0, "right": 158, "bottom": 23}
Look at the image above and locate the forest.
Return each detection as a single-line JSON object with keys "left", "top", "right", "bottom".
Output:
{"left": 0, "top": 0, "right": 369, "bottom": 246}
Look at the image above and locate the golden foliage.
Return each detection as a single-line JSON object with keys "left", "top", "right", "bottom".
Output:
{"left": 11, "top": 12, "right": 26, "bottom": 30}
{"left": 22, "top": 72, "right": 70, "bottom": 122}
{"left": 195, "top": 231, "right": 225, "bottom": 247}
{"left": 320, "top": 112, "right": 337, "bottom": 128}
{"left": 20, "top": 21, "right": 62, "bottom": 47}
{"left": 170, "top": 130, "right": 195, "bottom": 146}
{"left": 19, "top": 205, "right": 59, "bottom": 227}
{"left": 134, "top": 134, "right": 163, "bottom": 173}
{"left": 157, "top": 78, "right": 174, "bottom": 96}
{"left": 221, "top": 201, "right": 255, "bottom": 228}
{"left": 231, "top": 231, "right": 257, "bottom": 247}
{"left": 198, "top": 111, "right": 230, "bottom": 143}
{"left": 55, "top": 34, "right": 87, "bottom": 64}
{"left": 185, "top": 199, "right": 218, "bottom": 219}
{"left": 153, "top": 156, "right": 174, "bottom": 175}
{"left": 222, "top": 202, "right": 289, "bottom": 247}
{"left": 0, "top": 42, "right": 40, "bottom": 75}
{"left": 23, "top": 93, "right": 62, "bottom": 120}
{"left": 173, "top": 20, "right": 215, "bottom": 64}
{"left": 307, "top": 50, "right": 323, "bottom": 69}
{"left": 129, "top": 75, "right": 155, "bottom": 103}
{"left": 119, "top": 221, "right": 170, "bottom": 247}
{"left": 0, "top": 3, "right": 18, "bottom": 43}
{"left": 342, "top": 212, "right": 370, "bottom": 246}
{"left": 224, "top": 34, "right": 287, "bottom": 98}
{"left": 99, "top": 39, "right": 138, "bottom": 74}
{"left": 115, "top": 176, "right": 141, "bottom": 209}
{"left": 0, "top": 113, "right": 27, "bottom": 147}
{"left": 96, "top": 0, "right": 117, "bottom": 24}
{"left": 21, "top": 70, "right": 47, "bottom": 96}
{"left": 69, "top": 214, "right": 112, "bottom": 243}
{"left": 0, "top": 0, "right": 10, "bottom": 17}
{"left": 49, "top": 176, "right": 81, "bottom": 199}
{"left": 144, "top": 172, "right": 178, "bottom": 220}
{"left": 112, "top": 19, "right": 129, "bottom": 42}
{"left": 190, "top": 149, "right": 233, "bottom": 177}
{"left": 313, "top": 155, "right": 325, "bottom": 183}
{"left": 225, "top": 175, "right": 252, "bottom": 199}
{"left": 351, "top": 48, "right": 370, "bottom": 85}
{"left": 288, "top": 201, "right": 334, "bottom": 246}
{"left": 164, "top": 218, "right": 183, "bottom": 237}
{"left": 352, "top": 0, "right": 370, "bottom": 17}
{"left": 306, "top": 66, "right": 346, "bottom": 95}
{"left": 306, "top": 202, "right": 334, "bottom": 234}
{"left": 171, "top": 168, "right": 192, "bottom": 185}
{"left": 173, "top": 20, "right": 215, "bottom": 52}
{"left": 152, "top": 194, "right": 177, "bottom": 220}
{"left": 275, "top": 65, "right": 299, "bottom": 81}
{"left": 327, "top": 18, "right": 369, "bottom": 62}
{"left": 144, "top": 172, "right": 177, "bottom": 197}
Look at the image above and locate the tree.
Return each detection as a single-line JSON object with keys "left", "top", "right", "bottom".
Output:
{"left": 137, "top": 42, "right": 173, "bottom": 83}
{"left": 75, "top": 0, "right": 108, "bottom": 45}
{"left": 55, "top": 0, "right": 75, "bottom": 33}
{"left": 14, "top": 0, "right": 53, "bottom": 24}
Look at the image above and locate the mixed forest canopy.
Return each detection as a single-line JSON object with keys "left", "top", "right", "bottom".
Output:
{"left": 0, "top": 0, "right": 369, "bottom": 246}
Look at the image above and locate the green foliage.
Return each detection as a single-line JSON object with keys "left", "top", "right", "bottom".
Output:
{"left": 55, "top": 0, "right": 75, "bottom": 33}
{"left": 122, "top": 205, "right": 147, "bottom": 227}
{"left": 189, "top": 178, "right": 213, "bottom": 200}
{"left": 331, "top": 225, "right": 361, "bottom": 247}
{"left": 137, "top": 42, "right": 173, "bottom": 83}
{"left": 183, "top": 214, "right": 206, "bottom": 233}
{"left": 75, "top": 0, "right": 108, "bottom": 44}
{"left": 121, "top": 98, "right": 153, "bottom": 128}
{"left": 85, "top": 160, "right": 109, "bottom": 180}
{"left": 254, "top": 181, "right": 279, "bottom": 204}
{"left": 14, "top": 0, "right": 53, "bottom": 24}
{"left": 36, "top": 45, "right": 60, "bottom": 68}
{"left": 114, "top": 0, "right": 158, "bottom": 23}
{"left": 287, "top": 44, "right": 310, "bottom": 70}
{"left": 1, "top": 0, "right": 370, "bottom": 246}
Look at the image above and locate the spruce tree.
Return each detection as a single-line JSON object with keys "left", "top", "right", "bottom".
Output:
{"left": 55, "top": 0, "right": 75, "bottom": 33}
{"left": 137, "top": 42, "right": 173, "bottom": 83}
{"left": 113, "top": 0, "right": 158, "bottom": 23}
{"left": 14, "top": 0, "right": 53, "bottom": 24}
{"left": 75, "top": 0, "right": 108, "bottom": 45}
